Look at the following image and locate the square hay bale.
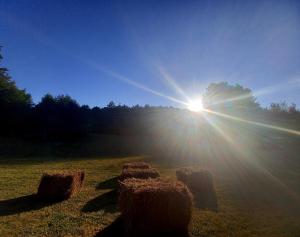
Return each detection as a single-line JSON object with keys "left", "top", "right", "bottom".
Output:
{"left": 176, "top": 168, "right": 213, "bottom": 193}
{"left": 119, "top": 178, "right": 193, "bottom": 235}
{"left": 122, "top": 162, "right": 151, "bottom": 170}
{"left": 120, "top": 168, "right": 160, "bottom": 181}
{"left": 37, "top": 171, "right": 85, "bottom": 200}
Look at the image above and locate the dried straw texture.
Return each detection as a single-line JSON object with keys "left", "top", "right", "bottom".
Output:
{"left": 119, "top": 178, "right": 193, "bottom": 235}
{"left": 37, "top": 171, "right": 85, "bottom": 200}
{"left": 122, "top": 162, "right": 151, "bottom": 170}
{"left": 176, "top": 168, "right": 214, "bottom": 196}
{"left": 120, "top": 168, "right": 160, "bottom": 181}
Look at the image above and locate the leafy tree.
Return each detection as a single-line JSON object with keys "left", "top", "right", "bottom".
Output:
{"left": 0, "top": 47, "right": 32, "bottom": 136}
{"left": 34, "top": 94, "right": 85, "bottom": 140}
{"left": 269, "top": 102, "right": 287, "bottom": 113}
{"left": 0, "top": 47, "right": 32, "bottom": 109}
{"left": 202, "top": 82, "right": 259, "bottom": 112}
{"left": 269, "top": 102, "right": 298, "bottom": 114}
{"left": 288, "top": 103, "right": 298, "bottom": 114}
{"left": 106, "top": 101, "right": 116, "bottom": 108}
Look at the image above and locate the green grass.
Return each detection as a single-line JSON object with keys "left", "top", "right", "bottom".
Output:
{"left": 0, "top": 141, "right": 299, "bottom": 237}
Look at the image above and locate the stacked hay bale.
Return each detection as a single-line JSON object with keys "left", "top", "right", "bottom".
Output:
{"left": 37, "top": 171, "right": 85, "bottom": 200}
{"left": 120, "top": 162, "right": 160, "bottom": 181}
{"left": 119, "top": 178, "right": 193, "bottom": 236}
{"left": 120, "top": 167, "right": 160, "bottom": 181}
{"left": 176, "top": 168, "right": 216, "bottom": 210}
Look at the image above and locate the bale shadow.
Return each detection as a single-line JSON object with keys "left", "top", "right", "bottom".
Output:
{"left": 194, "top": 187, "right": 218, "bottom": 212}
{"left": 96, "top": 176, "right": 119, "bottom": 190}
{"left": 95, "top": 217, "right": 192, "bottom": 237}
{"left": 0, "top": 194, "right": 59, "bottom": 216}
{"left": 94, "top": 217, "right": 124, "bottom": 237}
{"left": 82, "top": 190, "right": 118, "bottom": 213}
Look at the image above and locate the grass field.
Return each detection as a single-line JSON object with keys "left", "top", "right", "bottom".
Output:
{"left": 0, "top": 136, "right": 299, "bottom": 236}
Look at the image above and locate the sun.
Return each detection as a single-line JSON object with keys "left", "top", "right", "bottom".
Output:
{"left": 187, "top": 98, "right": 204, "bottom": 112}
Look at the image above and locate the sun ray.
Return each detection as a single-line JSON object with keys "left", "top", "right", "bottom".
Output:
{"left": 157, "top": 66, "right": 190, "bottom": 101}
{"left": 92, "top": 65, "right": 189, "bottom": 106}
{"left": 203, "top": 112, "right": 300, "bottom": 203}
{"left": 203, "top": 108, "right": 300, "bottom": 136}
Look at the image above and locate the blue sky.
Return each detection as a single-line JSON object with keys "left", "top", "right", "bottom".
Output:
{"left": 0, "top": 0, "right": 299, "bottom": 108}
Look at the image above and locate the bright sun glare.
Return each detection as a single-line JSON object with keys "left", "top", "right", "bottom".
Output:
{"left": 187, "top": 99, "right": 204, "bottom": 112}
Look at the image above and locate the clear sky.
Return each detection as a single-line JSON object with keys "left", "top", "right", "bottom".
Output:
{"left": 0, "top": 0, "right": 299, "bottom": 108}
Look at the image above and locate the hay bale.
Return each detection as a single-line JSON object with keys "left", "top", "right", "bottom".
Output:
{"left": 120, "top": 168, "right": 160, "bottom": 181}
{"left": 122, "top": 162, "right": 151, "bottom": 170}
{"left": 37, "top": 171, "right": 85, "bottom": 200}
{"left": 119, "top": 178, "right": 193, "bottom": 235}
{"left": 176, "top": 168, "right": 213, "bottom": 193}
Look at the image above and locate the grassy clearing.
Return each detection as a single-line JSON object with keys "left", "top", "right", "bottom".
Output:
{"left": 0, "top": 143, "right": 299, "bottom": 237}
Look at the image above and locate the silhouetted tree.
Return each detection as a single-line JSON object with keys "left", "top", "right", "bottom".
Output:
{"left": 0, "top": 48, "right": 32, "bottom": 109}
{"left": 269, "top": 102, "right": 286, "bottom": 113}
{"left": 288, "top": 103, "right": 298, "bottom": 114}
{"left": 202, "top": 82, "right": 259, "bottom": 113}
{"left": 107, "top": 101, "right": 116, "bottom": 108}
{"left": 34, "top": 94, "right": 85, "bottom": 140}
{"left": 0, "top": 47, "right": 32, "bottom": 136}
{"left": 269, "top": 102, "right": 299, "bottom": 114}
{"left": 1, "top": 46, "right": 299, "bottom": 146}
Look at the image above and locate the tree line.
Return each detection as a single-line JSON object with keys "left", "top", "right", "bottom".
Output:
{"left": 1, "top": 48, "right": 299, "bottom": 141}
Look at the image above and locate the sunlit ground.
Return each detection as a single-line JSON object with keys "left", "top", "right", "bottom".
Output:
{"left": 0, "top": 129, "right": 299, "bottom": 236}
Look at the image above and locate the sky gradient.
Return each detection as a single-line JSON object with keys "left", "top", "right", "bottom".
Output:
{"left": 0, "top": 0, "right": 300, "bottom": 108}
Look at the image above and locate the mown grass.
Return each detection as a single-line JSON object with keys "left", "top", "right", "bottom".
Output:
{"left": 0, "top": 141, "right": 299, "bottom": 237}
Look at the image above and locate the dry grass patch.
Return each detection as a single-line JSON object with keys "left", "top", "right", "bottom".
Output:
{"left": 37, "top": 170, "right": 85, "bottom": 200}
{"left": 119, "top": 178, "right": 193, "bottom": 235}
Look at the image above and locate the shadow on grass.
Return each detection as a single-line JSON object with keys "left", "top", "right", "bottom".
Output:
{"left": 0, "top": 194, "right": 59, "bottom": 216}
{"left": 96, "top": 177, "right": 119, "bottom": 190}
{"left": 95, "top": 217, "right": 192, "bottom": 237}
{"left": 94, "top": 217, "right": 124, "bottom": 237}
{"left": 82, "top": 190, "right": 118, "bottom": 213}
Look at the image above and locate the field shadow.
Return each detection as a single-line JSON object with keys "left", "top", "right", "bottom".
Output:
{"left": 96, "top": 176, "right": 119, "bottom": 190}
{"left": 95, "top": 217, "right": 191, "bottom": 237}
{"left": 0, "top": 194, "right": 58, "bottom": 216}
{"left": 94, "top": 217, "right": 124, "bottom": 237}
{"left": 82, "top": 190, "right": 118, "bottom": 213}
